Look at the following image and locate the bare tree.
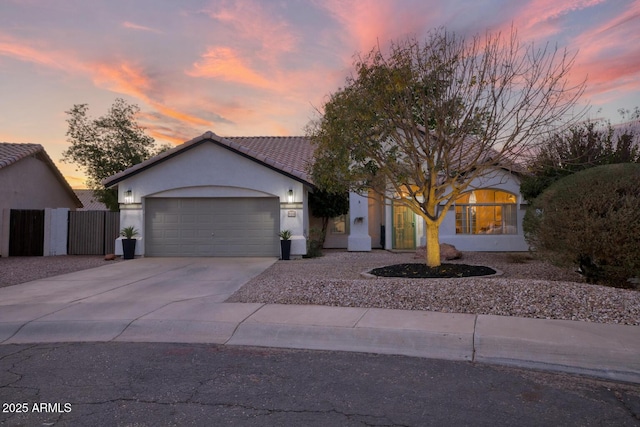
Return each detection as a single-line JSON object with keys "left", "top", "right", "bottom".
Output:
{"left": 308, "top": 28, "right": 586, "bottom": 266}
{"left": 520, "top": 111, "right": 640, "bottom": 202}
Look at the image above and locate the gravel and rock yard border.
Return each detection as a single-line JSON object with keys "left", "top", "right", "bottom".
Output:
{"left": 2, "top": 251, "right": 638, "bottom": 326}
{"left": 228, "top": 250, "right": 640, "bottom": 326}
{"left": 0, "top": 255, "right": 122, "bottom": 288}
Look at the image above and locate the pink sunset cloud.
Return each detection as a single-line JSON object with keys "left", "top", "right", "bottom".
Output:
{"left": 0, "top": 32, "right": 211, "bottom": 137}
{"left": 203, "top": 0, "right": 299, "bottom": 61}
{"left": 145, "top": 127, "right": 193, "bottom": 145}
{"left": 90, "top": 62, "right": 152, "bottom": 98}
{"left": 317, "top": 0, "right": 435, "bottom": 58}
{"left": 509, "top": 0, "right": 607, "bottom": 40}
{"left": 84, "top": 61, "right": 212, "bottom": 127}
{"left": 1, "top": 0, "right": 638, "bottom": 184}
{"left": 186, "top": 46, "right": 272, "bottom": 89}
{"left": 567, "top": 0, "right": 640, "bottom": 99}
{"left": 122, "top": 21, "right": 162, "bottom": 34}
{"left": 0, "top": 35, "right": 74, "bottom": 71}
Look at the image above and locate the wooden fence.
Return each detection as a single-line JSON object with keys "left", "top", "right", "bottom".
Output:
{"left": 9, "top": 209, "right": 45, "bottom": 256}
{"left": 67, "top": 211, "right": 120, "bottom": 255}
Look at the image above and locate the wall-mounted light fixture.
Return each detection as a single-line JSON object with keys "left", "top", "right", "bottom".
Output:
{"left": 287, "top": 188, "right": 294, "bottom": 203}
{"left": 124, "top": 189, "right": 134, "bottom": 204}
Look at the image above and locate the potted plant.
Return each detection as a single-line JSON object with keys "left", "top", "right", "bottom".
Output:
{"left": 120, "top": 226, "right": 139, "bottom": 260}
{"left": 278, "top": 229, "right": 292, "bottom": 260}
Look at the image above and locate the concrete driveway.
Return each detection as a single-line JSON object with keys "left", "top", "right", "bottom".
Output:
{"left": 0, "top": 257, "right": 276, "bottom": 344}
{"left": 2, "top": 256, "right": 639, "bottom": 383}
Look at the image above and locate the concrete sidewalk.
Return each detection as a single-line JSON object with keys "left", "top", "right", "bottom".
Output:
{"left": 0, "top": 258, "right": 638, "bottom": 384}
{"left": 1, "top": 301, "right": 638, "bottom": 384}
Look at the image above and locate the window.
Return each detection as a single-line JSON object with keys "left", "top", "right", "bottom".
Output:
{"left": 455, "top": 190, "right": 517, "bottom": 235}
{"left": 330, "top": 214, "right": 349, "bottom": 234}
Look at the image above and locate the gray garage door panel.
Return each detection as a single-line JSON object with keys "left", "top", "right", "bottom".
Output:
{"left": 145, "top": 198, "right": 279, "bottom": 257}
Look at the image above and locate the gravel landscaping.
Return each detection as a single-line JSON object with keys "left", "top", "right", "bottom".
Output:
{"left": 2, "top": 251, "right": 638, "bottom": 326}
{"left": 0, "top": 255, "right": 122, "bottom": 288}
{"left": 228, "top": 250, "right": 640, "bottom": 326}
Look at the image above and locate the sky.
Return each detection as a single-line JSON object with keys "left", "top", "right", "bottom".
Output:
{"left": 1, "top": 0, "right": 639, "bottom": 188}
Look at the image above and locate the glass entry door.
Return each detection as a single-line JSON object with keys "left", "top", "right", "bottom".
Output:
{"left": 392, "top": 203, "right": 416, "bottom": 249}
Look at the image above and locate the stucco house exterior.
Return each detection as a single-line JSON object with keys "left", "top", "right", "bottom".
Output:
{"left": 0, "top": 143, "right": 82, "bottom": 256}
{"left": 103, "top": 132, "right": 314, "bottom": 258}
{"left": 318, "top": 172, "right": 528, "bottom": 253}
{"left": 103, "top": 131, "right": 529, "bottom": 257}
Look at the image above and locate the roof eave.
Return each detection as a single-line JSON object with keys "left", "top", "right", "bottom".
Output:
{"left": 38, "top": 150, "right": 84, "bottom": 208}
{"left": 102, "top": 132, "right": 314, "bottom": 188}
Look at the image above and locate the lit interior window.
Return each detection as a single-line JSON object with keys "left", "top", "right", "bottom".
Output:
{"left": 455, "top": 190, "right": 517, "bottom": 235}
{"left": 331, "top": 214, "right": 348, "bottom": 234}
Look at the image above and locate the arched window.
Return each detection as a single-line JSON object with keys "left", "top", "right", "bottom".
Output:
{"left": 455, "top": 190, "right": 517, "bottom": 235}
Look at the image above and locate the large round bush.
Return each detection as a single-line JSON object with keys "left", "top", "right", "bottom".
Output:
{"left": 524, "top": 163, "right": 640, "bottom": 287}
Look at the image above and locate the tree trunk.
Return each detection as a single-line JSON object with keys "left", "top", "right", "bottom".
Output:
{"left": 320, "top": 217, "right": 329, "bottom": 246}
{"left": 425, "top": 221, "right": 441, "bottom": 267}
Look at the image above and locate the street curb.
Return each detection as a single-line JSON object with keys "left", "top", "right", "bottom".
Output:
{"left": 223, "top": 304, "right": 640, "bottom": 384}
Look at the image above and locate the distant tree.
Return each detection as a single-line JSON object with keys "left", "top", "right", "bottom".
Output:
{"left": 308, "top": 28, "right": 585, "bottom": 266}
{"left": 62, "top": 98, "right": 168, "bottom": 211}
{"left": 521, "top": 108, "right": 640, "bottom": 201}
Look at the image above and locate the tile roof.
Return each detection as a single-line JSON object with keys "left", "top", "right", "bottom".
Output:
{"left": 448, "top": 134, "right": 527, "bottom": 175}
{"left": 74, "top": 189, "right": 109, "bottom": 210}
{"left": 0, "top": 143, "right": 44, "bottom": 169}
{"left": 101, "top": 129, "right": 527, "bottom": 189}
{"left": 225, "top": 136, "right": 314, "bottom": 182}
{"left": 103, "top": 131, "right": 316, "bottom": 187}
{"left": 0, "top": 142, "right": 83, "bottom": 208}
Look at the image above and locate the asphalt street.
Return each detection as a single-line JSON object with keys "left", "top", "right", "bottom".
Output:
{"left": 1, "top": 342, "right": 639, "bottom": 426}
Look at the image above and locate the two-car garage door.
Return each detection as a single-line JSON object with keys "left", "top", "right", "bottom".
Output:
{"left": 145, "top": 198, "right": 280, "bottom": 257}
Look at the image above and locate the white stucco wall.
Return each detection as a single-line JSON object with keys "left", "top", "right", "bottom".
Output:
{"left": 43, "top": 208, "right": 69, "bottom": 256}
{"left": 438, "top": 171, "right": 529, "bottom": 251}
{"left": 376, "top": 170, "right": 529, "bottom": 252}
{"left": 113, "top": 142, "right": 308, "bottom": 257}
{"left": 347, "top": 192, "right": 372, "bottom": 251}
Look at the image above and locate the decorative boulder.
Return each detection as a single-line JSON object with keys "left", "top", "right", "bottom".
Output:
{"left": 441, "top": 243, "right": 463, "bottom": 260}
{"left": 414, "top": 243, "right": 463, "bottom": 261}
{"left": 104, "top": 254, "right": 116, "bottom": 261}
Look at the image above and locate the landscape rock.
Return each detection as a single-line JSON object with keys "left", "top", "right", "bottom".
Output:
{"left": 104, "top": 254, "right": 116, "bottom": 261}
{"left": 414, "top": 243, "right": 463, "bottom": 261}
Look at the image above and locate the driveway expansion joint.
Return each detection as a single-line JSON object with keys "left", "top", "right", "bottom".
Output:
{"left": 224, "top": 303, "right": 266, "bottom": 345}
{"left": 472, "top": 314, "right": 478, "bottom": 362}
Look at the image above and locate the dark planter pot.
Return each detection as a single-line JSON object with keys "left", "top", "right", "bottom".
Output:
{"left": 280, "top": 240, "right": 291, "bottom": 260}
{"left": 122, "top": 238, "right": 137, "bottom": 260}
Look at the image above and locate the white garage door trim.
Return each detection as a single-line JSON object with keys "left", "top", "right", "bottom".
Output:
{"left": 145, "top": 197, "right": 280, "bottom": 257}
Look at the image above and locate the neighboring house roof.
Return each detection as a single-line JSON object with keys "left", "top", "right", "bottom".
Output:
{"left": 74, "top": 189, "right": 109, "bottom": 210}
{"left": 0, "top": 142, "right": 83, "bottom": 208}
{"left": 103, "top": 131, "right": 315, "bottom": 187}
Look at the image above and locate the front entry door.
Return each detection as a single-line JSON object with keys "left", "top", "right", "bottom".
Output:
{"left": 392, "top": 204, "right": 415, "bottom": 249}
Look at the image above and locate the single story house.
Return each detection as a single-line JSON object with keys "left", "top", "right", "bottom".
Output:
{"left": 103, "top": 132, "right": 314, "bottom": 257}
{"left": 0, "top": 142, "right": 82, "bottom": 256}
{"left": 103, "top": 131, "right": 529, "bottom": 257}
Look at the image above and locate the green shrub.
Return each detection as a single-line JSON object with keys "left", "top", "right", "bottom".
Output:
{"left": 524, "top": 163, "right": 640, "bottom": 287}
{"left": 304, "top": 240, "right": 324, "bottom": 258}
{"left": 303, "top": 227, "right": 324, "bottom": 258}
